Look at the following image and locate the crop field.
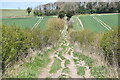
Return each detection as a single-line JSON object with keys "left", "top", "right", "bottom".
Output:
{"left": 1, "top": 9, "right": 34, "bottom": 17}
{"left": 73, "top": 14, "right": 119, "bottom": 32}
{"left": 2, "top": 16, "right": 54, "bottom": 29}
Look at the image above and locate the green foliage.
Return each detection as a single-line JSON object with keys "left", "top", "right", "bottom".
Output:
{"left": 33, "top": 11, "right": 44, "bottom": 16}
{"left": 58, "top": 53, "right": 65, "bottom": 60}
{"left": 73, "top": 52, "right": 95, "bottom": 67}
{"left": 27, "top": 7, "right": 32, "bottom": 16}
{"left": 99, "top": 27, "right": 119, "bottom": 66}
{"left": 69, "top": 29, "right": 95, "bottom": 45}
{"left": 73, "top": 52, "right": 79, "bottom": 57}
{"left": 47, "top": 18, "right": 65, "bottom": 31}
{"left": 17, "top": 51, "right": 50, "bottom": 78}
{"left": 77, "top": 6, "right": 86, "bottom": 14}
{"left": 66, "top": 11, "right": 74, "bottom": 21}
{"left": 73, "top": 59, "right": 79, "bottom": 64}
{"left": 64, "top": 59, "right": 70, "bottom": 67}
{"left": 77, "top": 67, "right": 86, "bottom": 76}
{"left": 2, "top": 25, "right": 32, "bottom": 67}
{"left": 2, "top": 23, "right": 62, "bottom": 70}
{"left": 49, "top": 57, "right": 62, "bottom": 73}
{"left": 58, "top": 11, "right": 65, "bottom": 19}
{"left": 91, "top": 66, "right": 107, "bottom": 78}
{"left": 59, "top": 48, "right": 66, "bottom": 54}
{"left": 62, "top": 67, "right": 69, "bottom": 74}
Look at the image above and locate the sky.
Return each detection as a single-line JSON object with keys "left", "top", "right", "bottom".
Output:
{"left": 0, "top": 0, "right": 119, "bottom": 9}
{"left": 0, "top": 0, "right": 57, "bottom": 9}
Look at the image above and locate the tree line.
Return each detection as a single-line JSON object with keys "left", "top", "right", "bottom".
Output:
{"left": 31, "top": 2, "right": 119, "bottom": 16}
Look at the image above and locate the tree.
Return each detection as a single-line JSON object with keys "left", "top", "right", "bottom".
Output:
{"left": 66, "top": 11, "right": 74, "bottom": 21}
{"left": 58, "top": 11, "right": 65, "bottom": 19}
{"left": 27, "top": 7, "right": 32, "bottom": 16}
{"left": 77, "top": 5, "right": 86, "bottom": 14}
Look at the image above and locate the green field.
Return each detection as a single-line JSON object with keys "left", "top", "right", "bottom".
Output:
{"left": 1, "top": 9, "right": 34, "bottom": 17}
{"left": 73, "top": 14, "right": 119, "bottom": 32}
{"left": 2, "top": 16, "right": 54, "bottom": 29}
{"left": 1, "top": 10, "right": 119, "bottom": 32}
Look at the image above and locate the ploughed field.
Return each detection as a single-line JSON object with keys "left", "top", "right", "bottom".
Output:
{"left": 72, "top": 14, "right": 118, "bottom": 32}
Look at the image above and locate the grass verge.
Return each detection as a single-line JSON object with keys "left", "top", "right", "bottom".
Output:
{"left": 91, "top": 66, "right": 107, "bottom": 78}
{"left": 17, "top": 51, "right": 50, "bottom": 78}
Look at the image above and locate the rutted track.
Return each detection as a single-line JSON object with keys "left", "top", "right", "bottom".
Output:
{"left": 38, "top": 19, "right": 96, "bottom": 78}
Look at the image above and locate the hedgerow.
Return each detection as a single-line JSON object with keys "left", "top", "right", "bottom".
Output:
{"left": 99, "top": 27, "right": 119, "bottom": 66}
{"left": 2, "top": 18, "right": 64, "bottom": 73}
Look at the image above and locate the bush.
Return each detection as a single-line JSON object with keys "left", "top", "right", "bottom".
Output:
{"left": 91, "top": 66, "right": 107, "bottom": 78}
{"left": 77, "top": 67, "right": 86, "bottom": 76}
{"left": 2, "top": 25, "right": 32, "bottom": 69}
{"left": 99, "top": 27, "right": 119, "bottom": 66}
{"left": 66, "top": 11, "right": 74, "bottom": 21}
{"left": 58, "top": 11, "right": 65, "bottom": 19}
{"left": 69, "top": 29, "right": 95, "bottom": 45}
{"left": 2, "top": 24, "right": 63, "bottom": 71}
{"left": 47, "top": 18, "right": 65, "bottom": 31}
{"left": 33, "top": 11, "right": 44, "bottom": 16}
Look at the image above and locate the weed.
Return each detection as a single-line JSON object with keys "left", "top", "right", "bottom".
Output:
{"left": 62, "top": 68, "right": 69, "bottom": 74}
{"left": 49, "top": 57, "right": 62, "bottom": 73}
{"left": 64, "top": 60, "right": 70, "bottom": 67}
{"left": 58, "top": 53, "right": 66, "bottom": 60}
{"left": 91, "top": 66, "right": 107, "bottom": 78}
{"left": 77, "top": 67, "right": 86, "bottom": 76}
